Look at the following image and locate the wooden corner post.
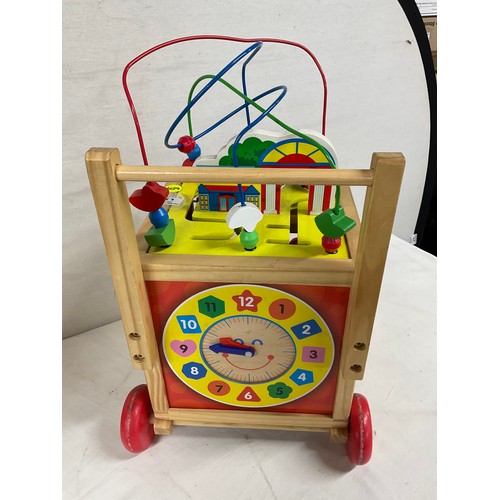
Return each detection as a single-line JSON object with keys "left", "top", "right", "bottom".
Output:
{"left": 333, "top": 152, "right": 405, "bottom": 422}
{"left": 85, "top": 147, "right": 168, "bottom": 413}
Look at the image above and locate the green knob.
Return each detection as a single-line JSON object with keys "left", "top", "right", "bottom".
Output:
{"left": 314, "top": 206, "right": 356, "bottom": 238}
{"left": 240, "top": 229, "right": 258, "bottom": 251}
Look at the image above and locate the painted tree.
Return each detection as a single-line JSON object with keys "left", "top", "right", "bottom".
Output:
{"left": 219, "top": 137, "right": 275, "bottom": 166}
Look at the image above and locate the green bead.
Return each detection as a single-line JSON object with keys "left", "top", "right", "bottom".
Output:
{"left": 240, "top": 229, "right": 258, "bottom": 251}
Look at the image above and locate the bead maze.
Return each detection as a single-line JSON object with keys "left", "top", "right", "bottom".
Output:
{"left": 86, "top": 35, "right": 405, "bottom": 465}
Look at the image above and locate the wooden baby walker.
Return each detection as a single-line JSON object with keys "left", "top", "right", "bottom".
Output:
{"left": 86, "top": 36, "right": 404, "bottom": 465}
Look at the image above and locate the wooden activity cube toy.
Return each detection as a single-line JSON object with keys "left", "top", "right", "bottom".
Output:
{"left": 86, "top": 37, "right": 404, "bottom": 465}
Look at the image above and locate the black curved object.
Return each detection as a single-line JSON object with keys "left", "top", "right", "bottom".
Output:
{"left": 398, "top": 0, "right": 437, "bottom": 255}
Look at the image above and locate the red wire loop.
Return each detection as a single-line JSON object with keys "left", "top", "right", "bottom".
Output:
{"left": 122, "top": 35, "right": 329, "bottom": 166}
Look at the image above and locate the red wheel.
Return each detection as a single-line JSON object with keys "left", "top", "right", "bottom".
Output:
{"left": 120, "top": 384, "right": 155, "bottom": 453}
{"left": 346, "top": 393, "right": 373, "bottom": 465}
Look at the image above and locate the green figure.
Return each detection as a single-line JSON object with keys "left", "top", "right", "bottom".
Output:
{"left": 240, "top": 229, "right": 258, "bottom": 251}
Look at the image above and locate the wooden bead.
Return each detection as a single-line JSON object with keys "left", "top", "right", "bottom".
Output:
{"left": 187, "top": 144, "right": 201, "bottom": 160}
{"left": 178, "top": 136, "right": 196, "bottom": 154}
{"left": 322, "top": 236, "right": 342, "bottom": 254}
{"left": 149, "top": 207, "right": 169, "bottom": 228}
{"left": 240, "top": 229, "right": 258, "bottom": 251}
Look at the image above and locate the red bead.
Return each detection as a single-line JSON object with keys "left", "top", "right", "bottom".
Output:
{"left": 322, "top": 236, "right": 342, "bottom": 254}
{"left": 178, "top": 135, "right": 196, "bottom": 154}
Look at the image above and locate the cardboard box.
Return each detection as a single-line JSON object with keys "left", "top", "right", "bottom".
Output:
{"left": 416, "top": 1, "right": 437, "bottom": 17}
{"left": 417, "top": 2, "right": 437, "bottom": 70}
{"left": 423, "top": 16, "right": 437, "bottom": 52}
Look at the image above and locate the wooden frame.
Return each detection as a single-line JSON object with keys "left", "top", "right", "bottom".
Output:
{"left": 86, "top": 147, "right": 404, "bottom": 440}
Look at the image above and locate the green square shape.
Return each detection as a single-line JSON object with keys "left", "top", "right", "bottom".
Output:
{"left": 314, "top": 207, "right": 356, "bottom": 238}
{"left": 145, "top": 219, "right": 176, "bottom": 247}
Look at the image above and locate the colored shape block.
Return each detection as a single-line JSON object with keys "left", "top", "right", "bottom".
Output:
{"left": 144, "top": 219, "right": 176, "bottom": 247}
{"left": 232, "top": 290, "right": 262, "bottom": 312}
{"left": 269, "top": 298, "right": 296, "bottom": 320}
{"left": 129, "top": 181, "right": 169, "bottom": 212}
{"left": 290, "top": 369, "right": 314, "bottom": 386}
{"left": 314, "top": 207, "right": 356, "bottom": 238}
{"left": 176, "top": 315, "right": 202, "bottom": 333}
{"left": 182, "top": 362, "right": 207, "bottom": 380}
{"left": 208, "top": 380, "right": 230, "bottom": 396}
{"left": 237, "top": 387, "right": 261, "bottom": 402}
{"left": 302, "top": 346, "right": 326, "bottom": 363}
{"left": 267, "top": 382, "right": 293, "bottom": 399}
{"left": 198, "top": 295, "right": 225, "bottom": 318}
{"left": 170, "top": 339, "right": 197, "bottom": 357}
{"left": 226, "top": 202, "right": 263, "bottom": 232}
{"left": 291, "top": 319, "right": 322, "bottom": 340}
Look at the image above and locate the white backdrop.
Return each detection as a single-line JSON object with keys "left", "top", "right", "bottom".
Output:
{"left": 62, "top": 0, "right": 430, "bottom": 337}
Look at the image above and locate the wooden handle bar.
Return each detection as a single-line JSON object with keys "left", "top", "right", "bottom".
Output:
{"left": 115, "top": 165, "right": 374, "bottom": 186}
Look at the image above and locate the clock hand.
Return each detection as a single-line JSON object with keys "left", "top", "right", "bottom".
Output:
{"left": 209, "top": 337, "right": 255, "bottom": 357}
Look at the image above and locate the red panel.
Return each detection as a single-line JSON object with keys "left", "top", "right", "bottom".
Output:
{"left": 146, "top": 281, "right": 350, "bottom": 415}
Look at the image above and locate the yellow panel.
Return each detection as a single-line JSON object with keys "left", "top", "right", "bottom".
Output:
{"left": 149, "top": 183, "right": 350, "bottom": 260}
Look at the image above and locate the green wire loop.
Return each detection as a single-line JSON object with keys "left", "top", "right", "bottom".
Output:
{"left": 186, "top": 75, "right": 342, "bottom": 212}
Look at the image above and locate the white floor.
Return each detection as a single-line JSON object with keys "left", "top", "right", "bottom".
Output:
{"left": 62, "top": 236, "right": 436, "bottom": 499}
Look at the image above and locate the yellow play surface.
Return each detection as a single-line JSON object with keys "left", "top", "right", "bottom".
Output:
{"left": 148, "top": 182, "right": 350, "bottom": 259}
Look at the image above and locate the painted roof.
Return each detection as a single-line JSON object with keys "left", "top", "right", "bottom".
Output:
{"left": 198, "top": 184, "right": 259, "bottom": 195}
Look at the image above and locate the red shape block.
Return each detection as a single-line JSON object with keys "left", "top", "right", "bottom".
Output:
{"left": 120, "top": 384, "right": 155, "bottom": 453}
{"left": 129, "top": 182, "right": 169, "bottom": 212}
{"left": 237, "top": 387, "right": 261, "bottom": 402}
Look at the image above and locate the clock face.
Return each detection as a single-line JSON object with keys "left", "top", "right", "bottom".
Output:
{"left": 201, "top": 315, "right": 296, "bottom": 384}
{"left": 162, "top": 284, "right": 334, "bottom": 408}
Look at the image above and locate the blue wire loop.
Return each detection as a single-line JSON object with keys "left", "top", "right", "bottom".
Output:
{"left": 230, "top": 85, "right": 287, "bottom": 204}
{"left": 241, "top": 42, "right": 262, "bottom": 126}
{"left": 164, "top": 40, "right": 284, "bottom": 205}
{"left": 193, "top": 85, "right": 285, "bottom": 142}
{"left": 163, "top": 41, "right": 332, "bottom": 210}
{"left": 164, "top": 41, "right": 263, "bottom": 150}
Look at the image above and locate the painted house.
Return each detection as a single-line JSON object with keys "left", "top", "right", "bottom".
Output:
{"left": 194, "top": 131, "right": 339, "bottom": 216}
{"left": 197, "top": 184, "right": 260, "bottom": 212}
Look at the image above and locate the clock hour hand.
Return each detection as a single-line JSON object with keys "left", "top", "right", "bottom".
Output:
{"left": 209, "top": 337, "right": 255, "bottom": 357}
